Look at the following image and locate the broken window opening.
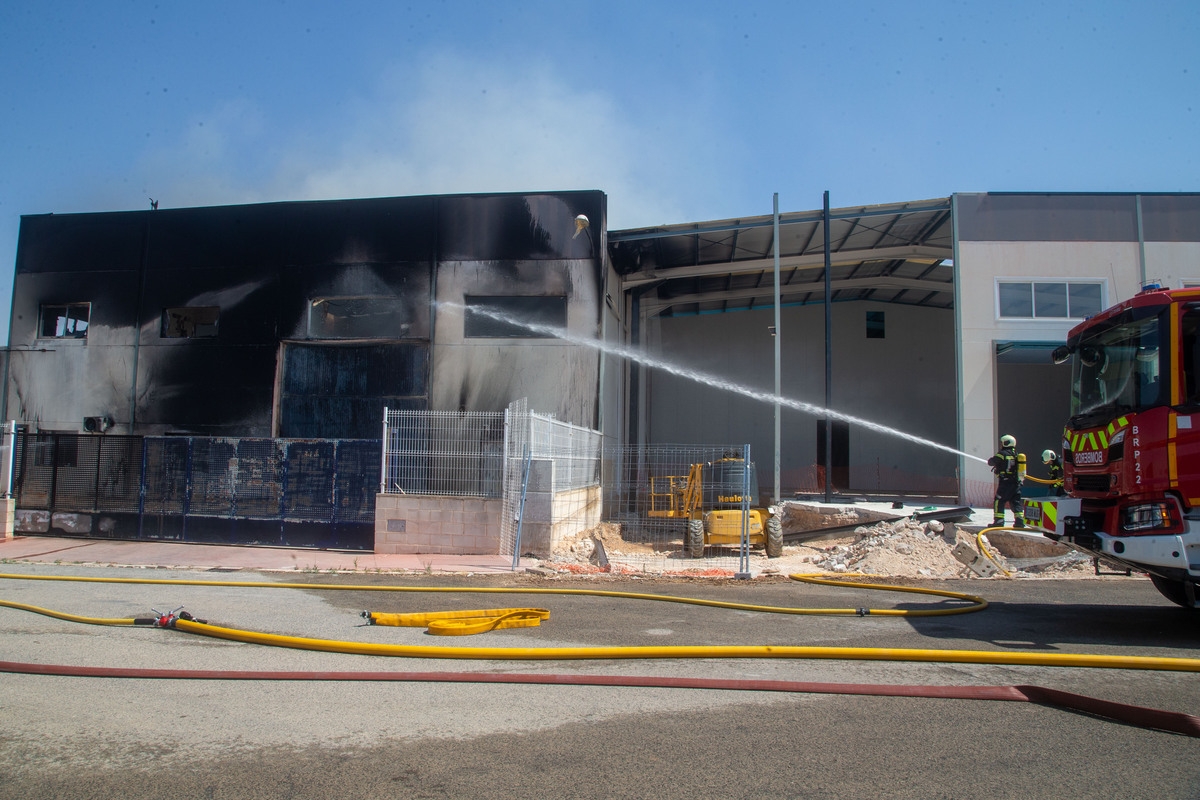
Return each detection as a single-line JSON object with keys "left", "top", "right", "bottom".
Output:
{"left": 308, "top": 296, "right": 412, "bottom": 339}
{"left": 464, "top": 295, "right": 567, "bottom": 338}
{"left": 39, "top": 303, "right": 90, "bottom": 339}
{"left": 161, "top": 306, "right": 220, "bottom": 338}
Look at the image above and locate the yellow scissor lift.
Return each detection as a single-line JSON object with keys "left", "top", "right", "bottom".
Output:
{"left": 649, "top": 458, "right": 782, "bottom": 559}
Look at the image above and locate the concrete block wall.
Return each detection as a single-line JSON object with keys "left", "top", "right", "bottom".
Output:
{"left": 372, "top": 482, "right": 602, "bottom": 557}
{"left": 513, "top": 459, "right": 553, "bottom": 555}
{"left": 1, "top": 499, "right": 14, "bottom": 542}
{"left": 551, "top": 485, "right": 602, "bottom": 543}
{"left": 374, "top": 494, "right": 502, "bottom": 555}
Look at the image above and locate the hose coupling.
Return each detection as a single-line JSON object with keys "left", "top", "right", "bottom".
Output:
{"left": 149, "top": 607, "right": 206, "bottom": 627}
{"left": 856, "top": 607, "right": 871, "bottom": 616}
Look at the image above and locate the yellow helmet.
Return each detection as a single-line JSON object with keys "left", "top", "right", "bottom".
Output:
{"left": 1042, "top": 449, "right": 1056, "bottom": 463}
{"left": 1000, "top": 434, "right": 1016, "bottom": 448}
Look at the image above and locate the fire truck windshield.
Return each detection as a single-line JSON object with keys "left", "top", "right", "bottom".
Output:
{"left": 1068, "top": 310, "right": 1166, "bottom": 426}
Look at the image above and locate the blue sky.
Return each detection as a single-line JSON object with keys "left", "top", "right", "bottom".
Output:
{"left": 1, "top": 1, "right": 1196, "bottom": 342}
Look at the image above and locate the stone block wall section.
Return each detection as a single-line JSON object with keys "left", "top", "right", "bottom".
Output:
{"left": 1, "top": 499, "right": 14, "bottom": 542}
{"left": 372, "top": 485, "right": 601, "bottom": 556}
{"left": 374, "top": 494, "right": 503, "bottom": 555}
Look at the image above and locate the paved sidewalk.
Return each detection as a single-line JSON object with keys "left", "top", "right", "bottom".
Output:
{"left": 0, "top": 535, "right": 524, "bottom": 575}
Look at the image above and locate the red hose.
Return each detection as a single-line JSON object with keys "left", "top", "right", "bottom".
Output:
{"left": 2, "top": 660, "right": 1196, "bottom": 738}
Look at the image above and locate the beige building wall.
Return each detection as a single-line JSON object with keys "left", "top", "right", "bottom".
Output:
{"left": 956, "top": 237, "right": 1200, "bottom": 505}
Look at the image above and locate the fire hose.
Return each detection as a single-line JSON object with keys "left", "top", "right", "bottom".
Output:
{"left": 1, "top": 571, "right": 1198, "bottom": 737}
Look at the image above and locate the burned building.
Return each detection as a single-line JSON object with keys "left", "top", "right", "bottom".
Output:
{"left": 4, "top": 191, "right": 608, "bottom": 438}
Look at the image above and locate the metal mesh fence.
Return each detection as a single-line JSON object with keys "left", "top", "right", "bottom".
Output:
{"left": 12, "top": 433, "right": 380, "bottom": 543}
{"left": 381, "top": 410, "right": 506, "bottom": 497}
{"left": 380, "top": 402, "right": 606, "bottom": 560}
{"left": 528, "top": 412, "right": 603, "bottom": 491}
{"left": 499, "top": 398, "right": 529, "bottom": 559}
{"left": 595, "top": 443, "right": 758, "bottom": 574}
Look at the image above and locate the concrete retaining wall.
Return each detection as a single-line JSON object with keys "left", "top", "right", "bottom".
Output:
{"left": 373, "top": 481, "right": 601, "bottom": 556}
{"left": 374, "top": 494, "right": 503, "bottom": 555}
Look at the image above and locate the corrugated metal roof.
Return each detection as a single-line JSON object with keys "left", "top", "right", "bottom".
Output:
{"left": 608, "top": 197, "right": 954, "bottom": 317}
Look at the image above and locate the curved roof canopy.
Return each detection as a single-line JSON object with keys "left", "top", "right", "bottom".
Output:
{"left": 608, "top": 197, "right": 953, "bottom": 318}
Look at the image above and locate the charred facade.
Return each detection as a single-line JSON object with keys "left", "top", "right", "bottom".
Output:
{"left": 5, "top": 191, "right": 607, "bottom": 439}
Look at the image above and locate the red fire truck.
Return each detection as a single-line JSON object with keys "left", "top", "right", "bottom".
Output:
{"left": 1024, "top": 285, "right": 1200, "bottom": 608}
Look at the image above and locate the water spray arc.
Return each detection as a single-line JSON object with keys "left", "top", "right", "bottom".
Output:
{"left": 443, "top": 302, "right": 986, "bottom": 464}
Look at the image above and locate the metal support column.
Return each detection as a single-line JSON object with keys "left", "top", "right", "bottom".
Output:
{"left": 772, "top": 193, "right": 781, "bottom": 506}
{"left": 823, "top": 190, "right": 833, "bottom": 503}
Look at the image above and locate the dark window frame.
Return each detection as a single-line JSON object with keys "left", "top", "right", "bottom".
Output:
{"left": 865, "top": 310, "right": 885, "bottom": 339}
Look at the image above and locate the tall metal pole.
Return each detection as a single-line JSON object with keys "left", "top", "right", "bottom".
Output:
{"left": 772, "top": 193, "right": 781, "bottom": 507}
{"left": 737, "top": 443, "right": 752, "bottom": 579}
{"left": 823, "top": 190, "right": 833, "bottom": 503}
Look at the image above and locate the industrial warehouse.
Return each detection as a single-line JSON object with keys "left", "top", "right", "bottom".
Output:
{"left": 3, "top": 190, "right": 1199, "bottom": 556}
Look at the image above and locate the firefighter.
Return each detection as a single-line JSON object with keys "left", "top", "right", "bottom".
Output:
{"left": 1042, "top": 449, "right": 1065, "bottom": 496}
{"left": 987, "top": 434, "right": 1027, "bottom": 528}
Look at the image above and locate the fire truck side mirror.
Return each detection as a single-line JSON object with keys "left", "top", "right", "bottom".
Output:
{"left": 1052, "top": 345, "right": 1072, "bottom": 364}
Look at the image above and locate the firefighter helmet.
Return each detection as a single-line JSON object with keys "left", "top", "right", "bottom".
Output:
{"left": 1000, "top": 434, "right": 1016, "bottom": 448}
{"left": 1042, "top": 449, "right": 1056, "bottom": 463}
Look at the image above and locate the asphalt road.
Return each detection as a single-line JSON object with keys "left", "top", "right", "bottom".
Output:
{"left": 0, "top": 565, "right": 1197, "bottom": 800}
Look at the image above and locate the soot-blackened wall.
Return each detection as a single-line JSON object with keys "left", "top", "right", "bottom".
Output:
{"left": 6, "top": 191, "right": 606, "bottom": 438}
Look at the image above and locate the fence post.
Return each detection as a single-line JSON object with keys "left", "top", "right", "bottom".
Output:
{"left": 379, "top": 406, "right": 389, "bottom": 495}
{"left": 736, "top": 443, "right": 752, "bottom": 579}
{"left": 137, "top": 438, "right": 148, "bottom": 539}
{"left": 511, "top": 446, "right": 532, "bottom": 571}
{"left": 3, "top": 421, "right": 14, "bottom": 498}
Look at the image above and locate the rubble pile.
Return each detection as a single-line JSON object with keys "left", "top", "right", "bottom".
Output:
{"left": 808, "top": 518, "right": 969, "bottom": 578}
{"left": 535, "top": 510, "right": 1094, "bottom": 580}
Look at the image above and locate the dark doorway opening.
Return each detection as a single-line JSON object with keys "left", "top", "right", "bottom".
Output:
{"left": 816, "top": 419, "right": 850, "bottom": 490}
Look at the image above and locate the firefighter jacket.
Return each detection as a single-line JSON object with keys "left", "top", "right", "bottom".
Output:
{"left": 987, "top": 446, "right": 1026, "bottom": 483}
{"left": 1046, "top": 456, "right": 1065, "bottom": 492}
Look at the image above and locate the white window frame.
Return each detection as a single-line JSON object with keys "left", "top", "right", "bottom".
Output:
{"left": 38, "top": 302, "right": 91, "bottom": 340}
{"left": 994, "top": 279, "right": 1107, "bottom": 321}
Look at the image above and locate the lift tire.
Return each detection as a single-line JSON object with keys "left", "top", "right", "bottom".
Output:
{"left": 685, "top": 520, "right": 705, "bottom": 558}
{"left": 765, "top": 516, "right": 783, "bottom": 558}
{"left": 1149, "top": 574, "right": 1198, "bottom": 609}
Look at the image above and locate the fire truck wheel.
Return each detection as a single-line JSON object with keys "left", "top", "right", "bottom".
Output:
{"left": 1149, "top": 575, "right": 1198, "bottom": 609}
{"left": 685, "top": 519, "right": 705, "bottom": 558}
{"left": 765, "top": 516, "right": 783, "bottom": 558}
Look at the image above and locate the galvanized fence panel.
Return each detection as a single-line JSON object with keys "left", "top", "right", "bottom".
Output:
{"left": 529, "top": 413, "right": 603, "bottom": 492}
{"left": 499, "top": 398, "right": 529, "bottom": 559}
{"left": 594, "top": 443, "right": 755, "bottom": 574}
{"left": 379, "top": 402, "right": 607, "bottom": 560}
{"left": 382, "top": 409, "right": 506, "bottom": 497}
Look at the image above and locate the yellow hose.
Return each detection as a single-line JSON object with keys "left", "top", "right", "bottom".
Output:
{"left": 0, "top": 598, "right": 141, "bottom": 626}
{"left": 4, "top": 571, "right": 1199, "bottom": 673}
{"left": 170, "top": 616, "right": 1200, "bottom": 672}
{"left": 975, "top": 527, "right": 1015, "bottom": 577}
{"left": 367, "top": 608, "right": 551, "bottom": 635}
{"left": 0, "top": 572, "right": 987, "bottom": 617}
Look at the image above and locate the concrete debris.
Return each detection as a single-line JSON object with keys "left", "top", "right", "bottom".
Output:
{"left": 536, "top": 509, "right": 1096, "bottom": 580}
{"left": 809, "top": 519, "right": 969, "bottom": 578}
